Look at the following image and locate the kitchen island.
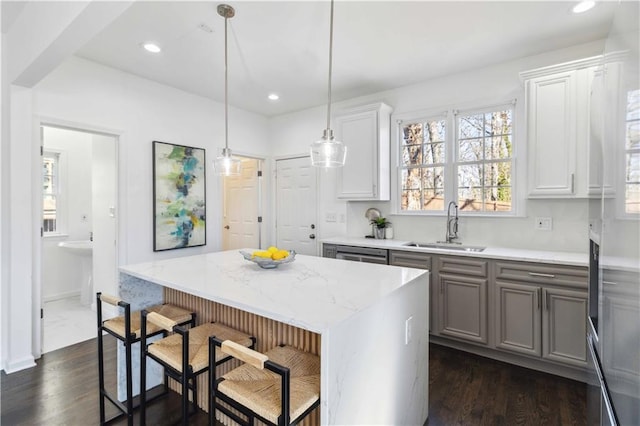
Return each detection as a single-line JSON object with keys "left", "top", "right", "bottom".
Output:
{"left": 119, "top": 250, "right": 429, "bottom": 425}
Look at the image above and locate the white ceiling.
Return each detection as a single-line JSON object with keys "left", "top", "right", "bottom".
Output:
{"left": 73, "top": 1, "right": 615, "bottom": 117}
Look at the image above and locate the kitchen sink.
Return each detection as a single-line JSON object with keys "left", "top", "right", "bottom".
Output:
{"left": 403, "top": 242, "right": 486, "bottom": 252}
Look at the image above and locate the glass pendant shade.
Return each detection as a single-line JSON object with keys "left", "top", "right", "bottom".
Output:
{"left": 214, "top": 4, "right": 241, "bottom": 177}
{"left": 311, "top": 0, "right": 346, "bottom": 168}
{"left": 310, "top": 129, "right": 347, "bottom": 167}
{"left": 213, "top": 148, "right": 241, "bottom": 176}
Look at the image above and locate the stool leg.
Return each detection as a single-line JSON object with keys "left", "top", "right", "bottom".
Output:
{"left": 125, "top": 340, "right": 133, "bottom": 426}
{"left": 97, "top": 295, "right": 106, "bottom": 424}
{"left": 140, "top": 310, "right": 148, "bottom": 426}
{"left": 192, "top": 375, "right": 198, "bottom": 415}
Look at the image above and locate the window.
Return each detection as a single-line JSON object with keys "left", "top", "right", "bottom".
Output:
{"left": 43, "top": 151, "right": 60, "bottom": 233}
{"left": 625, "top": 89, "right": 640, "bottom": 214}
{"left": 400, "top": 118, "right": 446, "bottom": 211}
{"left": 397, "top": 104, "right": 515, "bottom": 214}
{"left": 456, "top": 109, "right": 513, "bottom": 212}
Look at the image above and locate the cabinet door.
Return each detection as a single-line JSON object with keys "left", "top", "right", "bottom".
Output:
{"left": 526, "top": 71, "right": 577, "bottom": 197}
{"left": 336, "top": 103, "right": 391, "bottom": 200}
{"left": 542, "top": 287, "right": 587, "bottom": 367}
{"left": 495, "top": 281, "right": 541, "bottom": 357}
{"left": 336, "top": 109, "right": 379, "bottom": 199}
{"left": 438, "top": 273, "right": 488, "bottom": 344}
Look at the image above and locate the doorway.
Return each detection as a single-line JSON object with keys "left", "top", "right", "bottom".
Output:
{"left": 222, "top": 157, "right": 263, "bottom": 250}
{"left": 40, "top": 125, "right": 118, "bottom": 353}
{"left": 275, "top": 156, "right": 318, "bottom": 256}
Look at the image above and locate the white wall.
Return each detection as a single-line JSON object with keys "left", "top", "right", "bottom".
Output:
{"left": 34, "top": 56, "right": 271, "bottom": 266}
{"left": 42, "top": 126, "right": 93, "bottom": 301}
{"left": 270, "top": 41, "right": 606, "bottom": 253}
{"left": 92, "top": 133, "right": 118, "bottom": 307}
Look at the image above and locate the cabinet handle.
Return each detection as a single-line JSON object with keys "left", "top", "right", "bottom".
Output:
{"left": 602, "top": 281, "right": 617, "bottom": 286}
{"left": 544, "top": 292, "right": 550, "bottom": 311}
{"left": 537, "top": 289, "right": 541, "bottom": 310}
{"left": 571, "top": 173, "right": 575, "bottom": 194}
{"left": 528, "top": 272, "right": 555, "bottom": 279}
{"left": 440, "top": 281, "right": 443, "bottom": 294}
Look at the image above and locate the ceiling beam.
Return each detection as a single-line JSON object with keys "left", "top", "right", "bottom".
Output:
{"left": 7, "top": 1, "right": 133, "bottom": 87}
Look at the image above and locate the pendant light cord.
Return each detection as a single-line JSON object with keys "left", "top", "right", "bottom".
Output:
{"left": 224, "top": 14, "right": 229, "bottom": 151}
{"left": 326, "top": 0, "right": 334, "bottom": 134}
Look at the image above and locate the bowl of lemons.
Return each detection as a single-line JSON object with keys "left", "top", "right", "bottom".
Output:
{"left": 240, "top": 247, "right": 296, "bottom": 269}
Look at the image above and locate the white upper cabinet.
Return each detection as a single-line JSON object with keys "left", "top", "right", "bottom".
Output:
{"left": 521, "top": 56, "right": 609, "bottom": 198}
{"left": 336, "top": 102, "right": 393, "bottom": 200}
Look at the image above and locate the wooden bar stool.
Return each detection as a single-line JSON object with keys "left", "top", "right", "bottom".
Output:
{"left": 140, "top": 311, "right": 255, "bottom": 426}
{"left": 96, "top": 292, "right": 195, "bottom": 425}
{"left": 208, "top": 337, "right": 320, "bottom": 426}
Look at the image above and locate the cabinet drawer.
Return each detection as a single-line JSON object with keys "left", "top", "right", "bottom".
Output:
{"left": 389, "top": 250, "right": 431, "bottom": 270}
{"left": 438, "top": 257, "right": 488, "bottom": 278}
{"left": 495, "top": 261, "right": 587, "bottom": 289}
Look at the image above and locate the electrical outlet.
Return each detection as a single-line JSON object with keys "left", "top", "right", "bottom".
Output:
{"left": 405, "top": 316, "right": 413, "bottom": 345}
{"left": 325, "top": 212, "right": 337, "bottom": 222}
{"left": 535, "top": 217, "right": 552, "bottom": 231}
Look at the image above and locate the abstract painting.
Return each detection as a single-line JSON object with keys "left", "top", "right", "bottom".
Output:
{"left": 153, "top": 141, "right": 206, "bottom": 251}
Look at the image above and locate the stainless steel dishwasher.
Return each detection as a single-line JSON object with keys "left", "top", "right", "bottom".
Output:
{"left": 334, "top": 245, "right": 389, "bottom": 265}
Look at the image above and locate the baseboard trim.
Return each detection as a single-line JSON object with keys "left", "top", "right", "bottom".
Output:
{"left": 429, "top": 335, "right": 588, "bottom": 383}
{"left": 3, "top": 355, "right": 36, "bottom": 374}
{"left": 43, "top": 291, "right": 80, "bottom": 303}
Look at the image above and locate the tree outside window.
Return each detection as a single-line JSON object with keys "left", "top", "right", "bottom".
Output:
{"left": 398, "top": 105, "right": 514, "bottom": 214}
{"left": 400, "top": 118, "right": 446, "bottom": 211}
{"left": 625, "top": 89, "right": 640, "bottom": 214}
{"left": 456, "top": 109, "right": 513, "bottom": 212}
{"left": 43, "top": 152, "right": 60, "bottom": 233}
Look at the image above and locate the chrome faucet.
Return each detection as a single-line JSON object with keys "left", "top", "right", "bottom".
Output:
{"left": 445, "top": 201, "right": 459, "bottom": 243}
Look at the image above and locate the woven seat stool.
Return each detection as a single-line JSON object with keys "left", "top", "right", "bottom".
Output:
{"left": 140, "top": 311, "right": 255, "bottom": 426}
{"left": 96, "top": 292, "right": 195, "bottom": 425}
{"left": 208, "top": 338, "right": 321, "bottom": 426}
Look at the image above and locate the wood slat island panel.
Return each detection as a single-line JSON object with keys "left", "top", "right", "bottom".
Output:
{"left": 164, "top": 288, "right": 321, "bottom": 425}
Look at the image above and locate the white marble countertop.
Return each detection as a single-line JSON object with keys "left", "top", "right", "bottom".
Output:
{"left": 322, "top": 236, "right": 588, "bottom": 267}
{"left": 120, "top": 249, "right": 426, "bottom": 334}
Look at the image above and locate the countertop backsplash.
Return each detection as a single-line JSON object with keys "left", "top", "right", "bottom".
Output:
{"left": 346, "top": 199, "right": 589, "bottom": 254}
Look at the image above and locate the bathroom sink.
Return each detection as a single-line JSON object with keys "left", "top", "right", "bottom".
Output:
{"left": 58, "top": 240, "right": 93, "bottom": 256}
{"left": 403, "top": 242, "right": 486, "bottom": 252}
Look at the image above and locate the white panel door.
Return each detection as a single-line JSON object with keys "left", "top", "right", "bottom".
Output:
{"left": 223, "top": 158, "right": 260, "bottom": 250}
{"left": 276, "top": 157, "right": 317, "bottom": 256}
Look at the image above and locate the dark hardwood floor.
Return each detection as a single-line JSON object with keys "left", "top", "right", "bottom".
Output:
{"left": 1, "top": 337, "right": 586, "bottom": 425}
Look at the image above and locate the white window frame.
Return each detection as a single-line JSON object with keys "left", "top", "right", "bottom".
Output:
{"left": 453, "top": 103, "right": 516, "bottom": 216}
{"left": 392, "top": 101, "right": 518, "bottom": 216}
{"left": 42, "top": 149, "right": 68, "bottom": 236}
{"left": 620, "top": 88, "right": 640, "bottom": 217}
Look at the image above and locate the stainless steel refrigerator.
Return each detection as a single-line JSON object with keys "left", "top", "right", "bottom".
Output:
{"left": 587, "top": 2, "right": 640, "bottom": 425}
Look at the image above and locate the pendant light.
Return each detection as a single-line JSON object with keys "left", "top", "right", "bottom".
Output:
{"left": 213, "top": 4, "right": 241, "bottom": 176}
{"left": 310, "top": 0, "right": 346, "bottom": 167}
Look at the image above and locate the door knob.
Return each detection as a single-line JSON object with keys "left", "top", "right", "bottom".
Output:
{"left": 309, "top": 234, "right": 316, "bottom": 239}
{"left": 224, "top": 225, "right": 230, "bottom": 229}
{"left": 310, "top": 224, "right": 315, "bottom": 229}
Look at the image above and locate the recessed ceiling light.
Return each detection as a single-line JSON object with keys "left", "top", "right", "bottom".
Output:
{"left": 142, "top": 42, "right": 162, "bottom": 53}
{"left": 268, "top": 93, "right": 279, "bottom": 101}
{"left": 572, "top": 0, "right": 596, "bottom": 14}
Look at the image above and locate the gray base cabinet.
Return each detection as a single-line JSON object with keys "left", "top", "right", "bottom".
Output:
{"left": 542, "top": 287, "right": 587, "bottom": 367}
{"left": 495, "top": 281, "right": 542, "bottom": 356}
{"left": 439, "top": 273, "right": 488, "bottom": 344}
{"left": 326, "top": 242, "right": 589, "bottom": 375}
{"left": 495, "top": 261, "right": 588, "bottom": 368}
{"left": 437, "top": 256, "right": 489, "bottom": 345}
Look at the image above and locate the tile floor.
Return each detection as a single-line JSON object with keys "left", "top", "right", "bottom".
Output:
{"left": 43, "top": 296, "right": 96, "bottom": 353}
